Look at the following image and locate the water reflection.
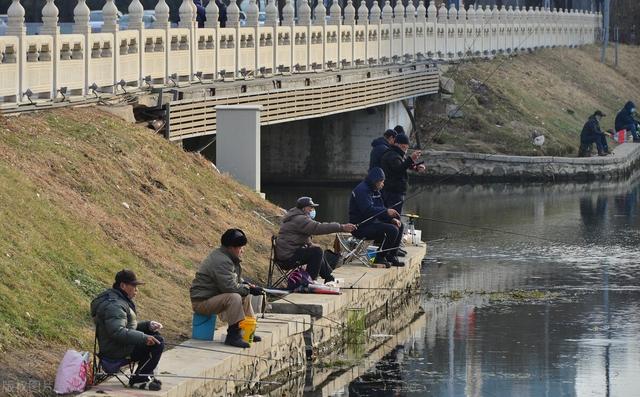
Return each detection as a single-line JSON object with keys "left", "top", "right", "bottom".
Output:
{"left": 263, "top": 175, "right": 640, "bottom": 397}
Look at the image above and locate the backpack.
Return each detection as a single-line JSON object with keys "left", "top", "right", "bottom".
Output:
{"left": 287, "top": 268, "right": 314, "bottom": 291}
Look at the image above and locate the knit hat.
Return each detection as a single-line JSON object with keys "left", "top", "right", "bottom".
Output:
{"left": 395, "top": 134, "right": 410, "bottom": 145}
{"left": 221, "top": 228, "right": 248, "bottom": 247}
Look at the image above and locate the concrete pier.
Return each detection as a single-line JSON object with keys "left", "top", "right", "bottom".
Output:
{"left": 81, "top": 243, "right": 427, "bottom": 397}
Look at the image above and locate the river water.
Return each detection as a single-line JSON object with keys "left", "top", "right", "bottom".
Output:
{"left": 263, "top": 176, "right": 640, "bottom": 397}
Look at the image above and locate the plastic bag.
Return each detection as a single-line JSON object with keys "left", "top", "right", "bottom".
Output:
{"left": 54, "top": 350, "right": 91, "bottom": 394}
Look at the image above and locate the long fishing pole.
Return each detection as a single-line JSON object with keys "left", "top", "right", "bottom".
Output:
{"left": 163, "top": 342, "right": 269, "bottom": 360}
{"left": 93, "top": 372, "right": 282, "bottom": 385}
{"left": 405, "top": 213, "right": 573, "bottom": 245}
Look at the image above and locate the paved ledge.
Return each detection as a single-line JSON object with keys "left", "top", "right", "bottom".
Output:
{"left": 270, "top": 243, "right": 427, "bottom": 350}
{"left": 81, "top": 312, "right": 310, "bottom": 397}
{"left": 81, "top": 243, "right": 426, "bottom": 396}
{"left": 418, "top": 143, "right": 640, "bottom": 183}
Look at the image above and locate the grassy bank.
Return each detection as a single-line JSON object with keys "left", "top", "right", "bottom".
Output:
{"left": 416, "top": 44, "right": 640, "bottom": 156}
{"left": 0, "top": 108, "right": 284, "bottom": 393}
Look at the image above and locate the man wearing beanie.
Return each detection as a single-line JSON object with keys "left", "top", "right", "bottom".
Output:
{"left": 380, "top": 133, "right": 424, "bottom": 215}
{"left": 348, "top": 167, "right": 405, "bottom": 267}
{"left": 276, "top": 197, "right": 357, "bottom": 285}
{"left": 190, "top": 229, "right": 264, "bottom": 348}
{"left": 91, "top": 270, "right": 164, "bottom": 390}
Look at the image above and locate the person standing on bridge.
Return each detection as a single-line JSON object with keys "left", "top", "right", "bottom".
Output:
{"left": 369, "top": 129, "right": 398, "bottom": 170}
{"left": 190, "top": 229, "right": 264, "bottom": 348}
{"left": 579, "top": 110, "right": 610, "bottom": 157}
{"left": 349, "top": 167, "right": 404, "bottom": 267}
{"left": 379, "top": 134, "right": 425, "bottom": 215}
{"left": 615, "top": 101, "right": 640, "bottom": 143}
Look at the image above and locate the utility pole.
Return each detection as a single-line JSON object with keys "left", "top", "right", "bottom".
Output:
{"left": 600, "top": 0, "right": 610, "bottom": 63}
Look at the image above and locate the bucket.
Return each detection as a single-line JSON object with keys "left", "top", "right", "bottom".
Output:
{"left": 192, "top": 313, "right": 216, "bottom": 341}
{"left": 238, "top": 316, "right": 257, "bottom": 344}
{"left": 366, "top": 245, "right": 378, "bottom": 261}
{"left": 617, "top": 129, "right": 626, "bottom": 144}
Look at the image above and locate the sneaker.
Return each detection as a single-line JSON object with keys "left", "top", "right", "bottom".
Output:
{"left": 373, "top": 256, "right": 391, "bottom": 268}
{"left": 253, "top": 334, "right": 262, "bottom": 342}
{"left": 324, "top": 280, "right": 338, "bottom": 287}
{"left": 130, "top": 377, "right": 162, "bottom": 391}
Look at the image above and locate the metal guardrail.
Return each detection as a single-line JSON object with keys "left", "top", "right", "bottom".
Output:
{"left": 166, "top": 64, "right": 439, "bottom": 140}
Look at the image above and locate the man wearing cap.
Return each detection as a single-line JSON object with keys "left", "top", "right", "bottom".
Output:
{"left": 348, "top": 167, "right": 404, "bottom": 267}
{"left": 580, "top": 110, "right": 610, "bottom": 157}
{"left": 91, "top": 270, "right": 164, "bottom": 390}
{"left": 190, "top": 229, "right": 264, "bottom": 348}
{"left": 276, "top": 197, "right": 357, "bottom": 285}
{"left": 369, "top": 129, "right": 398, "bottom": 170}
{"left": 380, "top": 134, "right": 424, "bottom": 215}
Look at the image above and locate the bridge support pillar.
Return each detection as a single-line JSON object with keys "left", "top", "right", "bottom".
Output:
{"left": 216, "top": 105, "right": 262, "bottom": 192}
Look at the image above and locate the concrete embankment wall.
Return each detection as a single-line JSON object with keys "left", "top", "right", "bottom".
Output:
{"left": 82, "top": 244, "right": 427, "bottom": 397}
{"left": 418, "top": 143, "right": 640, "bottom": 183}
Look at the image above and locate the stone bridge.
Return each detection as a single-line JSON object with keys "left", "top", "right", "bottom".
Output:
{"left": 0, "top": 0, "right": 600, "bottom": 140}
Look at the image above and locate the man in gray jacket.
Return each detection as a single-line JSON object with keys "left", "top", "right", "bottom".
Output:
{"left": 190, "top": 229, "right": 264, "bottom": 348}
{"left": 277, "top": 197, "right": 356, "bottom": 284}
{"left": 91, "top": 270, "right": 164, "bottom": 390}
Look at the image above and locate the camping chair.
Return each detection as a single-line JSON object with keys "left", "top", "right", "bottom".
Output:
{"left": 90, "top": 330, "right": 134, "bottom": 388}
{"left": 267, "top": 235, "right": 302, "bottom": 288}
{"left": 334, "top": 233, "right": 372, "bottom": 267}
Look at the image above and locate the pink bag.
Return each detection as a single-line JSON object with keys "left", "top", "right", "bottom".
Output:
{"left": 53, "top": 350, "right": 91, "bottom": 394}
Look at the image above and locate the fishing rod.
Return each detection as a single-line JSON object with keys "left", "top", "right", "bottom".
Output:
{"left": 404, "top": 213, "right": 574, "bottom": 245}
{"left": 93, "top": 372, "right": 283, "bottom": 385}
{"left": 163, "top": 342, "right": 269, "bottom": 360}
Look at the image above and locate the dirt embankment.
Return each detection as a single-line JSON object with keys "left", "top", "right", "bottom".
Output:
{"left": 0, "top": 108, "right": 285, "bottom": 395}
{"left": 415, "top": 45, "right": 640, "bottom": 157}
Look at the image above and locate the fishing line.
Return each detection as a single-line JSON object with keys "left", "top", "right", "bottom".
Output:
{"left": 93, "top": 372, "right": 282, "bottom": 385}
{"left": 163, "top": 342, "right": 269, "bottom": 360}
{"left": 405, "top": 213, "right": 574, "bottom": 245}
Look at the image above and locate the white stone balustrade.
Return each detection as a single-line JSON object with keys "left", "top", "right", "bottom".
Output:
{"left": 0, "top": 0, "right": 601, "bottom": 104}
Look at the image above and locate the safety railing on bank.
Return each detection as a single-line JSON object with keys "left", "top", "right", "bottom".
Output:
{"left": 0, "top": 0, "right": 601, "bottom": 105}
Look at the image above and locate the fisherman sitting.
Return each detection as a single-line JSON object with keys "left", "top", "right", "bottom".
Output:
{"left": 277, "top": 196, "right": 357, "bottom": 285}
{"left": 369, "top": 129, "right": 398, "bottom": 170}
{"left": 615, "top": 101, "right": 640, "bottom": 143}
{"left": 348, "top": 167, "right": 405, "bottom": 267}
{"left": 190, "top": 229, "right": 264, "bottom": 349}
{"left": 579, "top": 110, "right": 610, "bottom": 157}
{"left": 90, "top": 270, "right": 164, "bottom": 391}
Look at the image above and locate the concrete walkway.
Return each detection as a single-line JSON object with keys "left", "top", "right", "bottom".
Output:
{"left": 421, "top": 142, "right": 640, "bottom": 183}
{"left": 81, "top": 242, "right": 427, "bottom": 397}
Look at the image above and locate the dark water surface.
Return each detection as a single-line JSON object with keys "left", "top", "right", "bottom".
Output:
{"left": 263, "top": 176, "right": 640, "bottom": 397}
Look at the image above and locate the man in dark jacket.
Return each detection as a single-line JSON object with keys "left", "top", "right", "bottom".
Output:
{"left": 380, "top": 134, "right": 424, "bottom": 214}
{"left": 91, "top": 270, "right": 164, "bottom": 390}
{"left": 580, "top": 110, "right": 609, "bottom": 157}
{"left": 277, "top": 197, "right": 356, "bottom": 284}
{"left": 190, "top": 229, "right": 264, "bottom": 348}
{"left": 369, "top": 129, "right": 397, "bottom": 170}
{"left": 348, "top": 167, "right": 404, "bottom": 267}
{"left": 614, "top": 101, "right": 639, "bottom": 142}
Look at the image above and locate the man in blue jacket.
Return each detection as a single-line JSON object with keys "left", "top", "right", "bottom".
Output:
{"left": 348, "top": 167, "right": 404, "bottom": 267}
{"left": 369, "top": 129, "right": 397, "bottom": 170}
{"left": 614, "top": 101, "right": 639, "bottom": 142}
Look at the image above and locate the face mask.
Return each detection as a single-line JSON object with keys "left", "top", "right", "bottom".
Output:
{"left": 632, "top": 108, "right": 636, "bottom": 114}
{"left": 309, "top": 209, "right": 316, "bottom": 220}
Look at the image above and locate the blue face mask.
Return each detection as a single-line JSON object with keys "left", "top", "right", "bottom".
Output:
{"left": 309, "top": 209, "right": 316, "bottom": 220}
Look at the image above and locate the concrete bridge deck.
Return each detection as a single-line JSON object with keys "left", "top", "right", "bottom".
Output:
{"left": 81, "top": 242, "right": 427, "bottom": 397}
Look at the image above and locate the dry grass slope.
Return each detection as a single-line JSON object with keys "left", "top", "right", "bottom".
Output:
{"left": 0, "top": 108, "right": 283, "bottom": 393}
{"left": 416, "top": 45, "right": 640, "bottom": 156}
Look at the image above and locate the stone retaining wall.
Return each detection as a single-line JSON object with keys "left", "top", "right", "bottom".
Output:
{"left": 418, "top": 143, "right": 640, "bottom": 183}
